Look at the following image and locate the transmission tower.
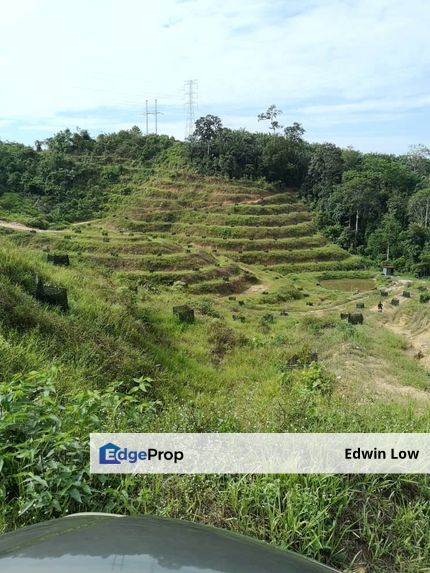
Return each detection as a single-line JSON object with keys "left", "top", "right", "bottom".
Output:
{"left": 142, "top": 99, "right": 162, "bottom": 135}
{"left": 184, "top": 79, "right": 198, "bottom": 138}
{"left": 144, "top": 100, "right": 149, "bottom": 135}
{"left": 154, "top": 99, "right": 162, "bottom": 135}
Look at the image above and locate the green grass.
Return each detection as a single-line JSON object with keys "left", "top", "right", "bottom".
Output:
{"left": 232, "top": 244, "right": 349, "bottom": 264}
{"left": 1, "top": 172, "right": 430, "bottom": 572}
{"left": 194, "top": 235, "right": 328, "bottom": 251}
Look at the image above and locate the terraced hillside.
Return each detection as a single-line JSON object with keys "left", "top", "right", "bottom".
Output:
{"left": 6, "top": 176, "right": 361, "bottom": 296}
{"left": 4, "top": 173, "right": 430, "bottom": 409}
{"left": 2, "top": 172, "right": 430, "bottom": 573}
{"left": 114, "top": 175, "right": 362, "bottom": 290}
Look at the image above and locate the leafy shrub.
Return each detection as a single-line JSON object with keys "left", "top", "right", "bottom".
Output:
{"left": 260, "top": 313, "right": 275, "bottom": 325}
{"left": 302, "top": 316, "right": 336, "bottom": 333}
{"left": 28, "top": 217, "right": 49, "bottom": 230}
{"left": 194, "top": 298, "right": 221, "bottom": 318}
{"left": 282, "top": 362, "right": 335, "bottom": 396}
{"left": 0, "top": 369, "right": 158, "bottom": 526}
{"left": 259, "top": 285, "right": 303, "bottom": 304}
{"left": 208, "top": 321, "right": 242, "bottom": 362}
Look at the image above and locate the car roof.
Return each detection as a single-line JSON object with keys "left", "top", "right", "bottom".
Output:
{"left": 0, "top": 513, "right": 339, "bottom": 572}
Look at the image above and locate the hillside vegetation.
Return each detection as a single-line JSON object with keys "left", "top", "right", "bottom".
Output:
{"left": 1, "top": 128, "right": 430, "bottom": 572}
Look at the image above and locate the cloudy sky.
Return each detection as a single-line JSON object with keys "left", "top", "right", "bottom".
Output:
{"left": 0, "top": 0, "right": 429, "bottom": 152}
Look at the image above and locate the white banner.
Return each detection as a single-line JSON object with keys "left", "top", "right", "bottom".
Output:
{"left": 90, "top": 433, "right": 430, "bottom": 474}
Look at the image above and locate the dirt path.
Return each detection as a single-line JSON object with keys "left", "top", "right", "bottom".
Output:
{"left": 329, "top": 282, "right": 430, "bottom": 403}
{"left": 273, "top": 278, "right": 430, "bottom": 400}
{"left": 0, "top": 220, "right": 57, "bottom": 233}
{"left": 0, "top": 219, "right": 97, "bottom": 233}
{"left": 373, "top": 379, "right": 430, "bottom": 402}
{"left": 376, "top": 288, "right": 430, "bottom": 369}
{"left": 242, "top": 283, "right": 269, "bottom": 295}
{"left": 364, "top": 282, "right": 430, "bottom": 382}
{"left": 384, "top": 316, "right": 430, "bottom": 368}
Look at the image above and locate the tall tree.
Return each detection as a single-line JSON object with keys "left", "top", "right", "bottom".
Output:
{"left": 257, "top": 105, "right": 283, "bottom": 134}
{"left": 304, "top": 143, "right": 344, "bottom": 200}
{"left": 408, "top": 188, "right": 430, "bottom": 228}
{"left": 193, "top": 115, "right": 223, "bottom": 155}
{"left": 341, "top": 173, "right": 377, "bottom": 240}
{"left": 284, "top": 122, "right": 305, "bottom": 143}
{"left": 405, "top": 144, "right": 430, "bottom": 177}
{"left": 367, "top": 211, "right": 403, "bottom": 262}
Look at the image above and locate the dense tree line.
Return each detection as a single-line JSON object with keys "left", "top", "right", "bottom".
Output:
{"left": 186, "top": 111, "right": 430, "bottom": 274}
{"left": 303, "top": 144, "right": 430, "bottom": 273}
{"left": 1, "top": 117, "right": 430, "bottom": 272}
{"left": 185, "top": 112, "right": 308, "bottom": 186}
{"left": 0, "top": 128, "right": 175, "bottom": 225}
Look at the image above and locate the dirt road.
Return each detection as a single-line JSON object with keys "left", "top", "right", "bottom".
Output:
{"left": 0, "top": 219, "right": 97, "bottom": 233}
{"left": 0, "top": 220, "right": 57, "bottom": 233}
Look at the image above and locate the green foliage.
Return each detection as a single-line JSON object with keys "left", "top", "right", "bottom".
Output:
{"left": 304, "top": 143, "right": 344, "bottom": 200}
{"left": 3, "top": 122, "right": 430, "bottom": 273}
{"left": 0, "top": 369, "right": 158, "bottom": 525}
{"left": 260, "top": 313, "right": 275, "bottom": 326}
{"left": 193, "top": 115, "right": 223, "bottom": 148}
{"left": 2, "top": 127, "right": 430, "bottom": 572}
{"left": 0, "top": 130, "right": 175, "bottom": 225}
{"left": 208, "top": 321, "right": 243, "bottom": 362}
{"left": 194, "top": 298, "right": 221, "bottom": 318}
{"left": 261, "top": 134, "right": 308, "bottom": 186}
{"left": 282, "top": 362, "right": 335, "bottom": 396}
{"left": 408, "top": 188, "right": 430, "bottom": 228}
{"left": 258, "top": 284, "right": 303, "bottom": 304}
{"left": 185, "top": 116, "right": 310, "bottom": 186}
{"left": 257, "top": 104, "right": 283, "bottom": 134}
{"left": 184, "top": 116, "right": 430, "bottom": 272}
{"left": 302, "top": 147, "right": 429, "bottom": 271}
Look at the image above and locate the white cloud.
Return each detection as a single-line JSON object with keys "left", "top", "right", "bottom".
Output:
{"left": 0, "top": 0, "right": 429, "bottom": 150}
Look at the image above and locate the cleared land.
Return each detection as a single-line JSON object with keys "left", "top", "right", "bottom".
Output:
{"left": 4, "top": 175, "right": 430, "bottom": 407}
{"left": 1, "top": 175, "right": 430, "bottom": 573}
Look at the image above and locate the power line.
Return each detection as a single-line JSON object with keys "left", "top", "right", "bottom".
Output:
{"left": 184, "top": 79, "right": 198, "bottom": 139}
{"left": 75, "top": 85, "right": 182, "bottom": 101}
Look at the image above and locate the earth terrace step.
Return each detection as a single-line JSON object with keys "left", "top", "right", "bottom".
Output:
{"left": 127, "top": 202, "right": 308, "bottom": 217}
{"left": 194, "top": 212, "right": 313, "bottom": 227}
{"left": 260, "top": 193, "right": 303, "bottom": 205}
{"left": 140, "top": 191, "right": 269, "bottom": 204}
{"left": 32, "top": 241, "right": 183, "bottom": 256}
{"left": 120, "top": 264, "right": 246, "bottom": 286}
{"left": 81, "top": 251, "right": 216, "bottom": 272}
{"left": 136, "top": 211, "right": 313, "bottom": 227}
{"left": 173, "top": 222, "right": 316, "bottom": 239}
{"left": 221, "top": 203, "right": 307, "bottom": 215}
{"left": 269, "top": 256, "right": 365, "bottom": 274}
{"left": 188, "top": 275, "right": 257, "bottom": 295}
{"left": 45, "top": 237, "right": 184, "bottom": 255}
{"left": 153, "top": 179, "right": 273, "bottom": 195}
{"left": 231, "top": 246, "right": 349, "bottom": 265}
{"left": 127, "top": 199, "right": 263, "bottom": 215}
{"left": 126, "top": 221, "right": 175, "bottom": 233}
{"left": 77, "top": 242, "right": 183, "bottom": 255}
{"left": 144, "top": 179, "right": 269, "bottom": 194}
{"left": 189, "top": 235, "right": 328, "bottom": 252}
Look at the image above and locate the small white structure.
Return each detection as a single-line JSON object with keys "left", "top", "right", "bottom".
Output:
{"left": 382, "top": 264, "right": 395, "bottom": 276}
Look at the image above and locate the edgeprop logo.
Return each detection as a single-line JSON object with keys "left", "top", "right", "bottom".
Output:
{"left": 99, "top": 442, "right": 184, "bottom": 465}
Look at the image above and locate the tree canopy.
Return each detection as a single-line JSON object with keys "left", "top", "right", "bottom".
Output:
{"left": 185, "top": 113, "right": 430, "bottom": 273}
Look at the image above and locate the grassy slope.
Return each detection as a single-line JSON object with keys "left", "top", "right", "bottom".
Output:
{"left": 1, "top": 167, "right": 430, "bottom": 572}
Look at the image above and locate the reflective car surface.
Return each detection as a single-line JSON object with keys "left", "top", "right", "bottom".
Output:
{"left": 0, "top": 513, "right": 340, "bottom": 572}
